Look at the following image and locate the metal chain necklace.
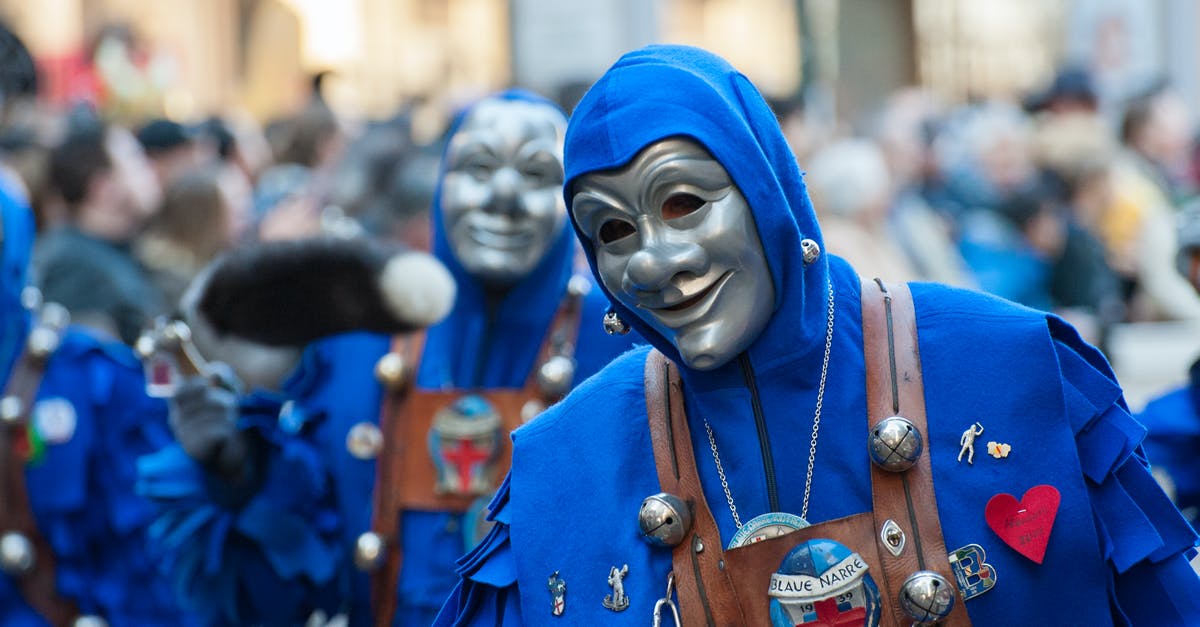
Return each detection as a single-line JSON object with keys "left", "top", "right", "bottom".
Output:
{"left": 703, "top": 278, "right": 836, "bottom": 529}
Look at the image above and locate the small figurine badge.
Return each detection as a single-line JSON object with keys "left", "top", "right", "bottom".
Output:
{"left": 957, "top": 422, "right": 984, "bottom": 464}
{"left": 547, "top": 571, "right": 567, "bottom": 616}
{"left": 602, "top": 564, "right": 630, "bottom": 612}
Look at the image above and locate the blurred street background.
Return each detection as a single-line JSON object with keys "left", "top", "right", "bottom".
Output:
{"left": 4, "top": 0, "right": 1200, "bottom": 408}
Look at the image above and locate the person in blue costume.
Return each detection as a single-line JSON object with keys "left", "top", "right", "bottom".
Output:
{"left": 1138, "top": 204, "right": 1200, "bottom": 529}
{"left": 436, "top": 46, "right": 1200, "bottom": 626}
{"left": 138, "top": 89, "right": 639, "bottom": 626}
{"left": 0, "top": 175, "right": 198, "bottom": 625}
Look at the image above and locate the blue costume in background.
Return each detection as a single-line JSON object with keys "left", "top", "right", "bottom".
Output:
{"left": 0, "top": 183, "right": 196, "bottom": 625}
{"left": 139, "top": 91, "right": 638, "bottom": 626}
{"left": 437, "top": 46, "right": 1200, "bottom": 626}
{"left": 1138, "top": 360, "right": 1200, "bottom": 530}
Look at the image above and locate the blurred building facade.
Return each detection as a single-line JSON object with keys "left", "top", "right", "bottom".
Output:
{"left": 1, "top": 0, "right": 1198, "bottom": 127}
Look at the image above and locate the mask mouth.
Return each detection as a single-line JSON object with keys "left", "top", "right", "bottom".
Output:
{"left": 639, "top": 270, "right": 732, "bottom": 322}
{"left": 465, "top": 216, "right": 533, "bottom": 251}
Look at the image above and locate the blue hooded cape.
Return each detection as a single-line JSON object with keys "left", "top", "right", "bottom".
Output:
{"left": 138, "top": 90, "right": 639, "bottom": 626}
{"left": 0, "top": 180, "right": 196, "bottom": 625}
{"left": 1137, "top": 359, "right": 1200, "bottom": 531}
{"left": 436, "top": 45, "right": 1200, "bottom": 626}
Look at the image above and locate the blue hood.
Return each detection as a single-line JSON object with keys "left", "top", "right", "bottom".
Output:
{"left": 419, "top": 89, "right": 576, "bottom": 388}
{"left": 563, "top": 45, "right": 830, "bottom": 373}
{"left": 0, "top": 180, "right": 33, "bottom": 382}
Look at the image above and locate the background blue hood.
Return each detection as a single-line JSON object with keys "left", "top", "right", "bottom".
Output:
{"left": 419, "top": 89, "right": 576, "bottom": 387}
{"left": 563, "top": 44, "right": 830, "bottom": 371}
{"left": 0, "top": 180, "right": 33, "bottom": 382}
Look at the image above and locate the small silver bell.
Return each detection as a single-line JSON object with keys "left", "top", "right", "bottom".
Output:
{"left": 869, "top": 416, "right": 923, "bottom": 472}
{"left": 801, "top": 238, "right": 821, "bottom": 264}
{"left": 0, "top": 531, "right": 35, "bottom": 576}
{"left": 0, "top": 395, "right": 24, "bottom": 425}
{"left": 38, "top": 302, "right": 71, "bottom": 330}
{"left": 602, "top": 310, "right": 630, "bottom": 336}
{"left": 353, "top": 531, "right": 387, "bottom": 571}
{"left": 26, "top": 326, "right": 61, "bottom": 361}
{"left": 374, "top": 352, "right": 410, "bottom": 389}
{"left": 567, "top": 275, "right": 592, "bottom": 298}
{"left": 345, "top": 422, "right": 384, "bottom": 460}
{"left": 72, "top": 616, "right": 109, "bottom": 627}
{"left": 520, "top": 399, "right": 546, "bottom": 423}
{"left": 638, "top": 493, "right": 692, "bottom": 547}
{"left": 537, "top": 355, "right": 576, "bottom": 398}
{"left": 133, "top": 332, "right": 158, "bottom": 360}
{"left": 899, "top": 570, "right": 955, "bottom": 624}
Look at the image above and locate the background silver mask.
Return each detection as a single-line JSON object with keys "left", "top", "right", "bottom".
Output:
{"left": 441, "top": 98, "right": 567, "bottom": 287}
{"left": 572, "top": 138, "right": 775, "bottom": 370}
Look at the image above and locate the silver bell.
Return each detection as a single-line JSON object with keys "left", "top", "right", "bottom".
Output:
{"left": 520, "top": 399, "right": 546, "bottom": 423}
{"left": 801, "top": 238, "right": 821, "bottom": 264}
{"left": 20, "top": 286, "right": 42, "bottom": 311}
{"left": 0, "top": 395, "right": 24, "bottom": 425}
{"left": 0, "top": 531, "right": 35, "bottom": 576}
{"left": 39, "top": 302, "right": 71, "bottom": 330}
{"left": 638, "top": 493, "right": 692, "bottom": 547}
{"left": 537, "top": 355, "right": 575, "bottom": 398}
{"left": 898, "top": 570, "right": 955, "bottom": 624}
{"left": 567, "top": 275, "right": 592, "bottom": 298}
{"left": 602, "top": 310, "right": 630, "bottom": 335}
{"left": 353, "top": 531, "right": 387, "bottom": 571}
{"left": 374, "top": 352, "right": 410, "bottom": 389}
{"left": 868, "top": 416, "right": 923, "bottom": 472}
{"left": 26, "top": 326, "right": 61, "bottom": 360}
{"left": 73, "top": 616, "right": 109, "bottom": 627}
{"left": 345, "top": 422, "right": 384, "bottom": 460}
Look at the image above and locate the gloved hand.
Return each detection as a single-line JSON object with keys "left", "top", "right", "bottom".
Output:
{"left": 168, "top": 365, "right": 250, "bottom": 481}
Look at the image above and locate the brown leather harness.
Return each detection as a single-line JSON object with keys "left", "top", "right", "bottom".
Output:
{"left": 0, "top": 346, "right": 81, "bottom": 626}
{"left": 368, "top": 293, "right": 583, "bottom": 625}
{"left": 644, "top": 279, "right": 971, "bottom": 626}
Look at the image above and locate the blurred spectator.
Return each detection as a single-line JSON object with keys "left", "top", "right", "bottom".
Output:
{"left": 806, "top": 138, "right": 918, "bottom": 283}
{"left": 34, "top": 119, "right": 166, "bottom": 343}
{"left": 136, "top": 165, "right": 249, "bottom": 309}
{"left": 872, "top": 88, "right": 975, "bottom": 287}
{"left": 255, "top": 99, "right": 348, "bottom": 240}
{"left": 1106, "top": 83, "right": 1200, "bottom": 320}
{"left": 1023, "top": 65, "right": 1100, "bottom": 116}
{"left": 931, "top": 101, "right": 1038, "bottom": 218}
{"left": 137, "top": 118, "right": 212, "bottom": 189}
{"left": 958, "top": 184, "right": 1061, "bottom": 311}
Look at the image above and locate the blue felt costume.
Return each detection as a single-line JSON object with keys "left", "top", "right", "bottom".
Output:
{"left": 436, "top": 46, "right": 1200, "bottom": 626}
{"left": 1138, "top": 359, "right": 1200, "bottom": 530}
{"left": 0, "top": 182, "right": 197, "bottom": 625}
{"left": 138, "top": 91, "right": 639, "bottom": 626}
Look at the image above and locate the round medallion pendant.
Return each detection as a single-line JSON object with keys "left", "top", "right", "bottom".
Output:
{"left": 727, "top": 512, "right": 810, "bottom": 549}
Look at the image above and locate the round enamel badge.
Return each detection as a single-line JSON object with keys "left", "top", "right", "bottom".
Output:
{"left": 32, "top": 398, "right": 76, "bottom": 444}
{"left": 768, "top": 538, "right": 881, "bottom": 627}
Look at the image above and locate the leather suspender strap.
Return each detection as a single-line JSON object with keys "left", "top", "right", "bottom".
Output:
{"left": 370, "top": 332, "right": 423, "bottom": 627}
{"left": 645, "top": 278, "right": 971, "bottom": 626}
{"left": 0, "top": 349, "right": 81, "bottom": 627}
{"left": 862, "top": 279, "right": 969, "bottom": 626}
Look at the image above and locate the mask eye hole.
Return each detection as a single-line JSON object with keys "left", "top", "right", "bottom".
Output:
{"left": 661, "top": 193, "right": 705, "bottom": 220}
{"left": 598, "top": 219, "right": 636, "bottom": 245}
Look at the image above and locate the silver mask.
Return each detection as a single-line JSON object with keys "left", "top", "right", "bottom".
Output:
{"left": 441, "top": 98, "right": 567, "bottom": 287}
{"left": 572, "top": 138, "right": 775, "bottom": 370}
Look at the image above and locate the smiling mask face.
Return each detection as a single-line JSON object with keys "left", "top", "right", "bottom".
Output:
{"left": 440, "top": 98, "right": 567, "bottom": 287}
{"left": 571, "top": 137, "right": 775, "bottom": 370}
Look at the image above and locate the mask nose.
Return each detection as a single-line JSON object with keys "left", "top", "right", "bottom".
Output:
{"left": 624, "top": 238, "right": 706, "bottom": 293}
{"left": 483, "top": 167, "right": 523, "bottom": 217}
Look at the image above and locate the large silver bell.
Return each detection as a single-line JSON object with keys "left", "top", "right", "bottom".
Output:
{"left": 869, "top": 416, "right": 923, "bottom": 472}
{"left": 73, "top": 616, "right": 109, "bottom": 627}
{"left": 537, "top": 355, "right": 575, "bottom": 398}
{"left": 374, "top": 352, "right": 410, "bottom": 389}
{"left": 0, "top": 531, "right": 35, "bottom": 576}
{"left": 602, "top": 311, "right": 630, "bottom": 336}
{"left": 638, "top": 493, "right": 692, "bottom": 547}
{"left": 898, "top": 570, "right": 955, "bottom": 624}
{"left": 353, "top": 531, "right": 387, "bottom": 571}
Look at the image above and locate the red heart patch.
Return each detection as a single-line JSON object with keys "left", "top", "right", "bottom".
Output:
{"left": 984, "top": 485, "right": 1061, "bottom": 564}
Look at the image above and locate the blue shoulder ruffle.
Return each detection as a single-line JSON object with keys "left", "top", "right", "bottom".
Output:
{"left": 18, "top": 329, "right": 195, "bottom": 624}
{"left": 137, "top": 391, "right": 342, "bottom": 625}
{"left": 1049, "top": 317, "right": 1200, "bottom": 623}
{"left": 434, "top": 473, "right": 523, "bottom": 626}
